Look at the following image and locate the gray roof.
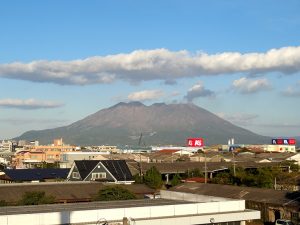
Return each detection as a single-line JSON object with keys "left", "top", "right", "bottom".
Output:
{"left": 135, "top": 161, "right": 285, "bottom": 174}
{"left": 0, "top": 182, "right": 154, "bottom": 204}
{"left": 74, "top": 160, "right": 133, "bottom": 181}
{"left": 170, "top": 183, "right": 300, "bottom": 210}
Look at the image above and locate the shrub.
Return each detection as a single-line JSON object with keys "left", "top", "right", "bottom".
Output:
{"left": 94, "top": 186, "right": 137, "bottom": 201}
{"left": 18, "top": 191, "right": 55, "bottom": 205}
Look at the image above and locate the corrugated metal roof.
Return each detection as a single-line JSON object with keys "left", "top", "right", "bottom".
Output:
{"left": 0, "top": 182, "right": 155, "bottom": 204}
{"left": 170, "top": 183, "right": 300, "bottom": 210}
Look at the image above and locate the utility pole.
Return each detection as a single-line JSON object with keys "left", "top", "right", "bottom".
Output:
{"left": 232, "top": 151, "right": 236, "bottom": 177}
{"left": 138, "top": 133, "right": 143, "bottom": 180}
{"left": 204, "top": 153, "right": 207, "bottom": 184}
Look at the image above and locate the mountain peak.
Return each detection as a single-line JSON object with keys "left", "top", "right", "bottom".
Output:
{"left": 151, "top": 103, "right": 167, "bottom": 107}
{"left": 17, "top": 101, "right": 269, "bottom": 145}
{"left": 110, "top": 101, "right": 145, "bottom": 109}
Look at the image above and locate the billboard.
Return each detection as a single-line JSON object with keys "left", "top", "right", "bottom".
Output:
{"left": 187, "top": 138, "right": 204, "bottom": 147}
{"left": 272, "top": 138, "right": 296, "bottom": 145}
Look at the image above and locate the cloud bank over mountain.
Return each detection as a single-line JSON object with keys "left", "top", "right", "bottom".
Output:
{"left": 1, "top": 46, "right": 300, "bottom": 85}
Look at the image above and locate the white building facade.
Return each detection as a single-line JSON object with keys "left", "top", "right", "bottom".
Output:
{"left": 0, "top": 140, "right": 13, "bottom": 152}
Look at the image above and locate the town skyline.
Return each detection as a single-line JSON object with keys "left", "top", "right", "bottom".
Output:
{"left": 1, "top": 1, "right": 300, "bottom": 139}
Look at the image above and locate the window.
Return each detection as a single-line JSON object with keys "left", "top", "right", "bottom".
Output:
{"left": 92, "top": 172, "right": 106, "bottom": 180}
{"left": 72, "top": 172, "right": 80, "bottom": 179}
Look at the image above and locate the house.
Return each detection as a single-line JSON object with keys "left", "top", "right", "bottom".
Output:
{"left": 67, "top": 160, "right": 134, "bottom": 184}
{"left": 286, "top": 153, "right": 300, "bottom": 166}
{"left": 0, "top": 168, "right": 69, "bottom": 183}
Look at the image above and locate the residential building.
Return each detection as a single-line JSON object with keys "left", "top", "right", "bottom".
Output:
{"left": 59, "top": 151, "right": 110, "bottom": 168}
{"left": 13, "top": 139, "right": 77, "bottom": 168}
{"left": 67, "top": 160, "right": 134, "bottom": 184}
{"left": 0, "top": 140, "right": 13, "bottom": 152}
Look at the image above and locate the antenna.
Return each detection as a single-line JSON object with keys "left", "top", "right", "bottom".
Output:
{"left": 138, "top": 133, "right": 143, "bottom": 146}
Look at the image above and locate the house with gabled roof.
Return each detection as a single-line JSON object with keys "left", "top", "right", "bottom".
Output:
{"left": 67, "top": 160, "right": 134, "bottom": 184}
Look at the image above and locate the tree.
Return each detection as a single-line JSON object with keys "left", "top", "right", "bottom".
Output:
{"left": 212, "top": 172, "right": 233, "bottom": 185}
{"left": 170, "top": 173, "right": 182, "bottom": 187}
{"left": 94, "top": 186, "right": 136, "bottom": 201}
{"left": 18, "top": 191, "right": 55, "bottom": 205}
{"left": 133, "top": 173, "right": 143, "bottom": 184}
{"left": 183, "top": 168, "right": 204, "bottom": 179}
{"left": 143, "top": 166, "right": 163, "bottom": 189}
{"left": 0, "top": 200, "right": 7, "bottom": 207}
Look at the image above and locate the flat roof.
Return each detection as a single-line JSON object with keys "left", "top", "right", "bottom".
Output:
{"left": 0, "top": 198, "right": 189, "bottom": 215}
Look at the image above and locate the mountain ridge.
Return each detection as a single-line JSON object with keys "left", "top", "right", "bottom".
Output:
{"left": 16, "top": 102, "right": 270, "bottom": 146}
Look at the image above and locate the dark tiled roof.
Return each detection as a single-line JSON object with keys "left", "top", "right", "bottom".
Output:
{"left": 139, "top": 161, "right": 284, "bottom": 174}
{"left": 2, "top": 169, "right": 69, "bottom": 181}
{"left": 101, "top": 160, "right": 133, "bottom": 181}
{"left": 170, "top": 183, "right": 300, "bottom": 210}
{"left": 74, "top": 160, "right": 99, "bottom": 179}
{"left": 0, "top": 182, "right": 155, "bottom": 204}
{"left": 74, "top": 160, "right": 133, "bottom": 181}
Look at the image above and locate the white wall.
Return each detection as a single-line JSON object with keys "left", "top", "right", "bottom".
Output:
{"left": 0, "top": 208, "right": 260, "bottom": 225}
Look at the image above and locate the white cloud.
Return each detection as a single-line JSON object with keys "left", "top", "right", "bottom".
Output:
{"left": 217, "top": 112, "right": 259, "bottom": 126}
{"left": 127, "top": 90, "right": 164, "bottom": 101}
{"left": 282, "top": 87, "right": 300, "bottom": 97}
{"left": 185, "top": 82, "right": 215, "bottom": 102}
{"left": 0, "top": 118, "right": 68, "bottom": 125}
{"left": 0, "top": 98, "right": 64, "bottom": 109}
{"left": 232, "top": 77, "right": 271, "bottom": 94}
{"left": 281, "top": 81, "right": 300, "bottom": 97}
{"left": 1, "top": 46, "right": 300, "bottom": 85}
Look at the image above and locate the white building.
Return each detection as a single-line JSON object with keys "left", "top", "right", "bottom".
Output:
{"left": 59, "top": 151, "right": 110, "bottom": 168}
{"left": 0, "top": 140, "right": 13, "bottom": 152}
{"left": 263, "top": 144, "right": 296, "bottom": 153}
{"left": 0, "top": 190, "right": 260, "bottom": 225}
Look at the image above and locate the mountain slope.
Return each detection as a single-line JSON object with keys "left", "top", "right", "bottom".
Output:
{"left": 17, "top": 102, "right": 270, "bottom": 146}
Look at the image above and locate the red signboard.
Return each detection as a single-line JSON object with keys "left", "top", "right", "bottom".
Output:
{"left": 272, "top": 138, "right": 296, "bottom": 145}
{"left": 288, "top": 139, "right": 296, "bottom": 145}
{"left": 187, "top": 138, "right": 204, "bottom": 147}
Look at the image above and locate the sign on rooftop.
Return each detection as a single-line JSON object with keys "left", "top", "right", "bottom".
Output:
{"left": 187, "top": 138, "right": 204, "bottom": 147}
{"left": 272, "top": 138, "right": 296, "bottom": 145}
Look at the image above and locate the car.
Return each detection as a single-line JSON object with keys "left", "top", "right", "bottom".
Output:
{"left": 275, "top": 219, "right": 294, "bottom": 225}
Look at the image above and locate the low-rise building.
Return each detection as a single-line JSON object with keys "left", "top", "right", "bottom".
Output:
{"left": 0, "top": 185, "right": 260, "bottom": 225}
{"left": 0, "top": 140, "right": 13, "bottom": 152}
{"left": 59, "top": 151, "right": 110, "bottom": 168}
{"left": 170, "top": 183, "right": 300, "bottom": 224}
{"left": 263, "top": 144, "right": 296, "bottom": 153}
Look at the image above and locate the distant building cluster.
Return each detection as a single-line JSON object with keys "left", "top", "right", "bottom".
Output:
{"left": 0, "top": 137, "right": 298, "bottom": 224}
{"left": 0, "top": 137, "right": 298, "bottom": 170}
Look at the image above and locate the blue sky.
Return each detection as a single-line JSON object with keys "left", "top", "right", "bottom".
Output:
{"left": 0, "top": 0, "right": 300, "bottom": 140}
